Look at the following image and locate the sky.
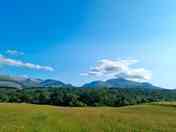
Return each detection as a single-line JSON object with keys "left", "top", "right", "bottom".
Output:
{"left": 0, "top": 0, "right": 176, "bottom": 88}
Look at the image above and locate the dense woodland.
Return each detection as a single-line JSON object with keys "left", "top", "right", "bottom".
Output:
{"left": 0, "top": 87, "right": 176, "bottom": 107}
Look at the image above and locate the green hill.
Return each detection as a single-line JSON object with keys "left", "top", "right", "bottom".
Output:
{"left": 0, "top": 102, "right": 175, "bottom": 132}
{"left": 83, "top": 78, "right": 161, "bottom": 89}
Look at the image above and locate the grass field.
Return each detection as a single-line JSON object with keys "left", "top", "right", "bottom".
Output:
{"left": 0, "top": 103, "right": 175, "bottom": 132}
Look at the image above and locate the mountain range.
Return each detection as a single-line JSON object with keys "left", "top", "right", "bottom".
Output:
{"left": 0, "top": 75, "right": 162, "bottom": 89}
{"left": 83, "top": 78, "right": 161, "bottom": 89}
{"left": 0, "top": 75, "right": 68, "bottom": 89}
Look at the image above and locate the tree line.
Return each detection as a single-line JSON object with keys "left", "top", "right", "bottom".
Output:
{"left": 0, "top": 87, "right": 176, "bottom": 107}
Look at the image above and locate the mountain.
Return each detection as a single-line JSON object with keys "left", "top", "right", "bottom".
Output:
{"left": 83, "top": 78, "right": 161, "bottom": 89}
{"left": 0, "top": 80, "right": 23, "bottom": 89}
{"left": 0, "top": 75, "right": 24, "bottom": 89}
{"left": 17, "top": 78, "right": 42, "bottom": 88}
{"left": 0, "top": 75, "right": 68, "bottom": 89}
{"left": 40, "top": 79, "right": 66, "bottom": 87}
{"left": 83, "top": 81, "right": 107, "bottom": 88}
{"left": 0, "top": 75, "right": 161, "bottom": 89}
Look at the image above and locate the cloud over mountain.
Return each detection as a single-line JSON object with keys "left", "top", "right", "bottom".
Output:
{"left": 0, "top": 54, "right": 54, "bottom": 72}
{"left": 82, "top": 59, "right": 152, "bottom": 81}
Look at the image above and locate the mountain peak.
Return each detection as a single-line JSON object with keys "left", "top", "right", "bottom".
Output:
{"left": 0, "top": 75, "right": 67, "bottom": 89}
{"left": 83, "top": 78, "right": 159, "bottom": 89}
{"left": 40, "top": 79, "right": 66, "bottom": 87}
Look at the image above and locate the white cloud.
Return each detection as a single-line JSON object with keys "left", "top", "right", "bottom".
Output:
{"left": 82, "top": 59, "right": 152, "bottom": 81}
{"left": 115, "top": 68, "right": 152, "bottom": 80}
{"left": 0, "top": 54, "right": 54, "bottom": 72}
{"left": 7, "top": 50, "right": 24, "bottom": 56}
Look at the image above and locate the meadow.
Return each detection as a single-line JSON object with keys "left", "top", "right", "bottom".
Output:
{"left": 0, "top": 103, "right": 175, "bottom": 132}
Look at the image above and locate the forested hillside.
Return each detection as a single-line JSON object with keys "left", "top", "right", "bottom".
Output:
{"left": 0, "top": 87, "right": 176, "bottom": 107}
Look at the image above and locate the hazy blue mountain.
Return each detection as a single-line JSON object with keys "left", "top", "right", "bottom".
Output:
{"left": 83, "top": 81, "right": 107, "bottom": 88}
{"left": 0, "top": 75, "right": 68, "bottom": 89}
{"left": 0, "top": 74, "right": 161, "bottom": 89}
{"left": 83, "top": 78, "right": 161, "bottom": 89}
{"left": 0, "top": 75, "right": 23, "bottom": 89}
{"left": 0, "top": 81, "right": 23, "bottom": 89}
{"left": 18, "top": 78, "right": 42, "bottom": 88}
{"left": 40, "top": 79, "right": 66, "bottom": 87}
{"left": 0, "top": 75, "right": 41, "bottom": 89}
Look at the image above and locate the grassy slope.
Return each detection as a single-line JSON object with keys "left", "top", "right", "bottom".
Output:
{"left": 0, "top": 103, "right": 175, "bottom": 132}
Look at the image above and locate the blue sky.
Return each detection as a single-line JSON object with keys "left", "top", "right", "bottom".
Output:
{"left": 0, "top": 0, "right": 176, "bottom": 88}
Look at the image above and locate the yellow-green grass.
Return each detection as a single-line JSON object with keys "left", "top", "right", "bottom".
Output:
{"left": 0, "top": 103, "right": 175, "bottom": 132}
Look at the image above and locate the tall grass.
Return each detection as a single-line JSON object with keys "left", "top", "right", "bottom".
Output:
{"left": 0, "top": 103, "right": 175, "bottom": 132}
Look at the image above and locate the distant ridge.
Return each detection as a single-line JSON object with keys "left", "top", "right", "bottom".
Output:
{"left": 0, "top": 75, "right": 162, "bottom": 89}
{"left": 0, "top": 75, "right": 68, "bottom": 89}
{"left": 83, "top": 78, "right": 161, "bottom": 89}
{"left": 40, "top": 79, "right": 67, "bottom": 88}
